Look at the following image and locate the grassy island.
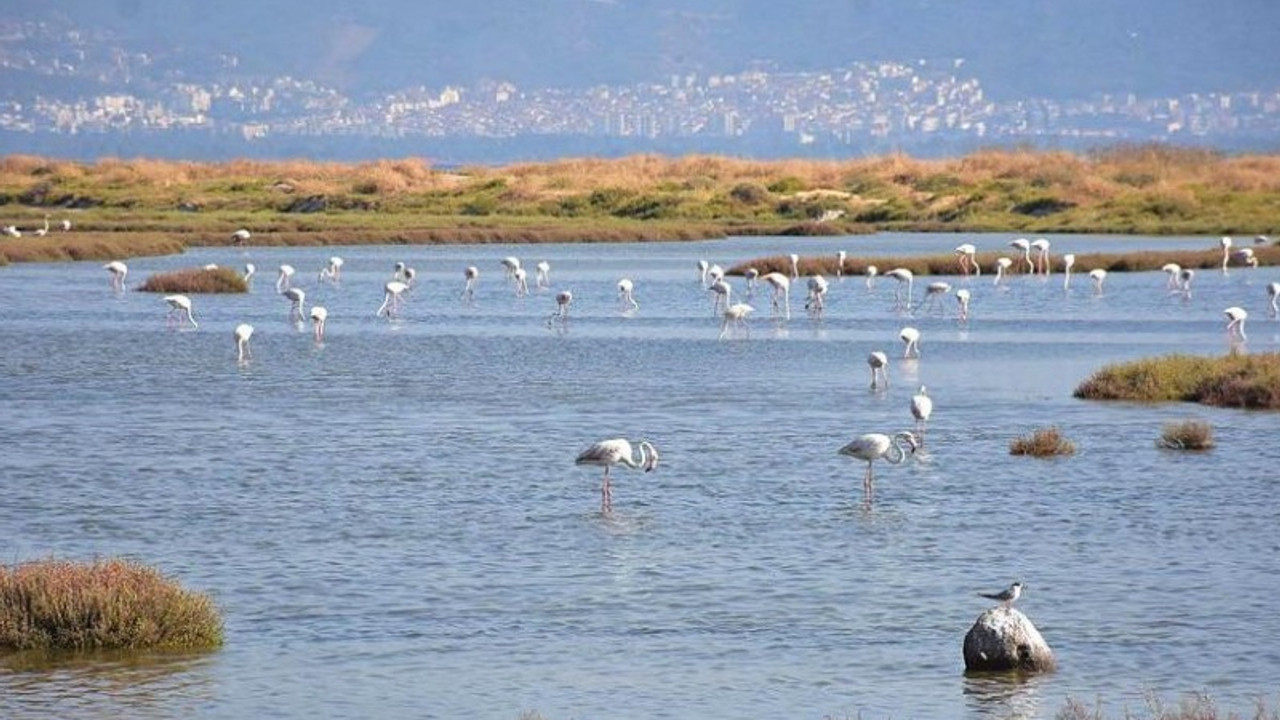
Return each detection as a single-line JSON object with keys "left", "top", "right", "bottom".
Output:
{"left": 137, "top": 266, "right": 248, "bottom": 293}
{"left": 1, "top": 145, "right": 1278, "bottom": 265}
{"left": 1075, "top": 353, "right": 1280, "bottom": 410}
{"left": 0, "top": 558, "right": 223, "bottom": 652}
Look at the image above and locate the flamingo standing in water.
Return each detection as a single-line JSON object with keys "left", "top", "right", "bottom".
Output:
{"left": 547, "top": 290, "right": 573, "bottom": 326}
{"left": 1178, "top": 268, "right": 1195, "bottom": 297}
{"left": 993, "top": 257, "right": 1013, "bottom": 287}
{"left": 788, "top": 253, "right": 800, "bottom": 279}
{"left": 318, "top": 256, "right": 344, "bottom": 283}
{"left": 1062, "top": 254, "right": 1076, "bottom": 289}
{"left": 1232, "top": 248, "right": 1259, "bottom": 269}
{"left": 838, "top": 431, "right": 918, "bottom": 503}
{"left": 885, "top": 268, "right": 914, "bottom": 310}
{"left": 104, "top": 260, "right": 128, "bottom": 292}
{"left": 461, "top": 266, "right": 480, "bottom": 301}
{"left": 1161, "top": 263, "right": 1183, "bottom": 290}
{"left": 955, "top": 288, "right": 971, "bottom": 322}
{"left": 1220, "top": 237, "right": 1233, "bottom": 272}
{"left": 501, "top": 257, "right": 521, "bottom": 282}
{"left": 865, "top": 265, "right": 879, "bottom": 289}
{"left": 1224, "top": 306, "right": 1248, "bottom": 341}
{"left": 1267, "top": 282, "right": 1280, "bottom": 317}
{"left": 1089, "top": 268, "right": 1108, "bottom": 295}
{"left": 899, "top": 326, "right": 921, "bottom": 358}
{"left": 535, "top": 260, "right": 552, "bottom": 289}
{"left": 954, "top": 243, "right": 978, "bottom": 276}
{"left": 743, "top": 267, "right": 760, "bottom": 296}
{"left": 708, "top": 278, "right": 733, "bottom": 316}
{"left": 719, "top": 302, "right": 755, "bottom": 340}
{"left": 275, "top": 265, "right": 295, "bottom": 293}
{"left": 575, "top": 438, "right": 660, "bottom": 513}
{"left": 618, "top": 278, "right": 639, "bottom": 311}
{"left": 761, "top": 272, "right": 791, "bottom": 320}
{"left": 511, "top": 267, "right": 530, "bottom": 297}
{"left": 835, "top": 250, "right": 847, "bottom": 278}
{"left": 309, "top": 306, "right": 327, "bottom": 342}
{"left": 910, "top": 386, "right": 934, "bottom": 446}
{"left": 921, "top": 281, "right": 951, "bottom": 315}
{"left": 1010, "top": 238, "right": 1033, "bottom": 274}
{"left": 805, "top": 275, "right": 830, "bottom": 315}
{"left": 243, "top": 263, "right": 256, "bottom": 288}
{"left": 377, "top": 281, "right": 409, "bottom": 318}
{"left": 867, "top": 351, "right": 889, "bottom": 390}
{"left": 234, "top": 323, "right": 253, "bottom": 362}
{"left": 164, "top": 295, "right": 197, "bottom": 328}
{"left": 697, "top": 260, "right": 710, "bottom": 286}
{"left": 1031, "top": 238, "right": 1051, "bottom": 276}
{"left": 282, "top": 287, "right": 306, "bottom": 323}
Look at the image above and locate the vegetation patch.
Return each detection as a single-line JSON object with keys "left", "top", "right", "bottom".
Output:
{"left": 0, "top": 558, "right": 223, "bottom": 652}
{"left": 1009, "top": 426, "right": 1076, "bottom": 457}
{"left": 1157, "top": 419, "right": 1215, "bottom": 451}
{"left": 1074, "top": 353, "right": 1280, "bottom": 410}
{"left": 137, "top": 266, "right": 248, "bottom": 293}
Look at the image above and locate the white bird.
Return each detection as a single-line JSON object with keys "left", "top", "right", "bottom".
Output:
{"left": 377, "top": 281, "right": 409, "bottom": 318}
{"left": 1232, "top": 247, "right": 1259, "bottom": 269}
{"left": 899, "top": 326, "right": 920, "bottom": 359}
{"left": 243, "top": 263, "right": 256, "bottom": 287}
{"left": 282, "top": 287, "right": 306, "bottom": 323}
{"left": 978, "top": 582, "right": 1023, "bottom": 609}
{"left": 867, "top": 351, "right": 889, "bottom": 390}
{"left": 910, "top": 385, "right": 934, "bottom": 445}
{"left": 1178, "top": 268, "right": 1195, "bottom": 296}
{"left": 60, "top": 218, "right": 72, "bottom": 232}
{"left": 1220, "top": 236, "right": 1233, "bottom": 272}
{"left": 502, "top": 256, "right": 522, "bottom": 281}
{"left": 789, "top": 253, "right": 800, "bottom": 279}
{"left": 719, "top": 301, "right": 754, "bottom": 340}
{"left": 1267, "top": 282, "right": 1280, "bottom": 317}
{"left": 574, "top": 438, "right": 660, "bottom": 513}
{"left": 275, "top": 264, "right": 295, "bottom": 293}
{"left": 1031, "top": 238, "right": 1051, "bottom": 275}
{"left": 1010, "top": 237, "right": 1033, "bottom": 274}
{"left": 885, "top": 268, "right": 914, "bottom": 309}
{"left": 706, "top": 264, "right": 725, "bottom": 288}
{"left": 164, "top": 294, "right": 197, "bottom": 328}
{"left": 761, "top": 272, "right": 791, "bottom": 320}
{"left": 1062, "top": 253, "right": 1076, "bottom": 289}
{"left": 697, "top": 259, "right": 710, "bottom": 285}
{"left": 838, "top": 431, "right": 918, "bottom": 502}
{"left": 1, "top": 225, "right": 20, "bottom": 237}
{"left": 1224, "top": 306, "right": 1248, "bottom": 341}
{"left": 865, "top": 265, "right": 879, "bottom": 289}
{"left": 310, "top": 306, "right": 327, "bottom": 342}
{"left": 617, "top": 278, "right": 639, "bottom": 311}
{"left": 393, "top": 261, "right": 409, "bottom": 282}
{"left": 954, "top": 243, "right": 978, "bottom": 276}
{"left": 955, "top": 288, "right": 971, "bottom": 322}
{"left": 202, "top": 263, "right": 220, "bottom": 271}
{"left": 804, "top": 275, "right": 829, "bottom": 314}
{"left": 1089, "top": 268, "right": 1108, "bottom": 294}
{"left": 461, "top": 266, "right": 479, "bottom": 301}
{"left": 33, "top": 214, "right": 50, "bottom": 237}
{"left": 993, "top": 257, "right": 1013, "bottom": 286}
{"left": 743, "top": 267, "right": 760, "bottom": 295}
{"left": 1161, "top": 262, "right": 1183, "bottom": 290}
{"left": 104, "top": 260, "right": 128, "bottom": 292}
{"left": 234, "top": 323, "right": 254, "bottom": 362}
{"left": 402, "top": 267, "right": 417, "bottom": 288}
{"left": 835, "top": 250, "right": 847, "bottom": 278}
{"left": 708, "top": 278, "right": 733, "bottom": 315}
{"left": 318, "top": 256, "right": 344, "bottom": 283}
{"left": 535, "top": 260, "right": 552, "bottom": 289}
{"left": 547, "top": 290, "right": 573, "bottom": 325}
{"left": 230, "top": 228, "right": 251, "bottom": 246}
{"left": 922, "top": 281, "right": 951, "bottom": 314}
{"left": 512, "top": 267, "right": 529, "bottom": 297}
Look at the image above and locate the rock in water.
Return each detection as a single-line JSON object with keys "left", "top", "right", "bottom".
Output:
{"left": 962, "top": 606, "right": 1056, "bottom": 672}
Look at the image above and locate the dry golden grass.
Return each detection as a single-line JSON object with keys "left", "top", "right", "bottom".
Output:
{"left": 1009, "top": 426, "right": 1077, "bottom": 457}
{"left": 0, "top": 558, "right": 223, "bottom": 651}
{"left": 137, "top": 266, "right": 247, "bottom": 293}
{"left": 1158, "top": 419, "right": 1215, "bottom": 451}
{"left": 1075, "top": 353, "right": 1280, "bottom": 409}
{"left": 0, "top": 234, "right": 188, "bottom": 265}
{"left": 1057, "top": 693, "right": 1278, "bottom": 720}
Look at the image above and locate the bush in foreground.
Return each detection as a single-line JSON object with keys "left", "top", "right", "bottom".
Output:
{"left": 1074, "top": 353, "right": 1280, "bottom": 410}
{"left": 137, "top": 266, "right": 247, "bottom": 293}
{"left": 1010, "top": 426, "right": 1076, "bottom": 457}
{"left": 0, "top": 558, "right": 223, "bottom": 652}
{"left": 1158, "top": 419, "right": 1216, "bottom": 450}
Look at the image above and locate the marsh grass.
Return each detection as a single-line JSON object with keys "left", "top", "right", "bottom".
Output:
{"left": 137, "top": 266, "right": 247, "bottom": 293}
{"left": 1009, "top": 426, "right": 1076, "bottom": 457}
{"left": 0, "top": 558, "right": 223, "bottom": 652}
{"left": 1075, "top": 353, "right": 1280, "bottom": 410}
{"left": 0, "top": 233, "right": 187, "bottom": 265}
{"left": 1057, "top": 692, "right": 1279, "bottom": 720}
{"left": 1158, "top": 419, "right": 1216, "bottom": 450}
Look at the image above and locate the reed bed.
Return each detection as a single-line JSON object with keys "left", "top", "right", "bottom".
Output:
{"left": 1074, "top": 353, "right": 1280, "bottom": 410}
{"left": 1157, "top": 419, "right": 1216, "bottom": 450}
{"left": 0, "top": 233, "right": 187, "bottom": 265}
{"left": 1057, "top": 693, "right": 1278, "bottom": 720}
{"left": 1009, "top": 427, "right": 1077, "bottom": 457}
{"left": 0, "top": 558, "right": 223, "bottom": 652}
{"left": 137, "top": 266, "right": 248, "bottom": 293}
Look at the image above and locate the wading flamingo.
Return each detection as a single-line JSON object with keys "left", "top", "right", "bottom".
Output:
{"left": 535, "top": 260, "right": 552, "bottom": 289}
{"left": 1031, "top": 238, "right": 1051, "bottom": 276}
{"left": 104, "top": 260, "right": 128, "bottom": 292}
{"left": 275, "top": 265, "right": 295, "bottom": 293}
{"left": 867, "top": 351, "right": 889, "bottom": 390}
{"left": 1267, "top": 282, "right": 1280, "bottom": 317}
{"left": 309, "top": 306, "right": 327, "bottom": 342}
{"left": 885, "top": 268, "right": 914, "bottom": 310}
{"left": 761, "top": 272, "right": 791, "bottom": 320}
{"left": 1089, "top": 268, "right": 1108, "bottom": 295}
{"left": 575, "top": 438, "right": 660, "bottom": 513}
{"left": 234, "top": 323, "right": 253, "bottom": 362}
{"left": 461, "top": 266, "right": 479, "bottom": 301}
{"left": 865, "top": 265, "right": 879, "bottom": 289}
{"left": 1010, "top": 238, "right": 1033, "bottom": 274}
{"left": 719, "top": 302, "right": 754, "bottom": 340}
{"left": 836, "top": 250, "right": 847, "bottom": 278}
{"left": 164, "top": 295, "right": 197, "bottom": 328}
{"left": 1224, "top": 306, "right": 1248, "bottom": 341}
{"left": 282, "top": 287, "right": 306, "bottom": 323}
{"left": 910, "top": 385, "right": 933, "bottom": 446}
{"left": 899, "top": 326, "right": 920, "bottom": 358}
{"left": 547, "top": 290, "right": 573, "bottom": 326}
{"left": 805, "top": 275, "right": 829, "bottom": 315}
{"left": 955, "top": 288, "right": 971, "bottom": 322}
{"left": 954, "top": 243, "right": 978, "bottom": 276}
{"left": 618, "top": 278, "right": 639, "bottom": 311}
{"left": 1062, "top": 254, "right": 1076, "bottom": 289}
{"left": 377, "top": 281, "right": 409, "bottom": 318}
{"left": 838, "top": 431, "right": 918, "bottom": 503}
{"left": 318, "top": 256, "right": 344, "bottom": 283}
{"left": 1220, "top": 236, "right": 1233, "bottom": 272}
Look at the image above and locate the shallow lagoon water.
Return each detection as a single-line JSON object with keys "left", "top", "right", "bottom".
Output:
{"left": 1, "top": 233, "right": 1279, "bottom": 720}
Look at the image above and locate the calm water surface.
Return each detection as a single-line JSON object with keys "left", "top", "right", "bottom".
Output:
{"left": 2, "top": 233, "right": 1278, "bottom": 720}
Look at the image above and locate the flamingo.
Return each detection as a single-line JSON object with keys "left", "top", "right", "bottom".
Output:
{"left": 1, "top": 225, "right": 20, "bottom": 237}
{"left": 804, "top": 275, "right": 829, "bottom": 314}
{"left": 867, "top": 351, "right": 889, "bottom": 390}
{"left": 744, "top": 267, "right": 760, "bottom": 296}
{"left": 760, "top": 272, "right": 791, "bottom": 320}
{"left": 955, "top": 288, "right": 971, "bottom": 322}
{"left": 885, "top": 268, "right": 914, "bottom": 310}
{"left": 513, "top": 267, "right": 529, "bottom": 297}
{"left": 402, "top": 267, "right": 417, "bottom": 288}
{"left": 1031, "top": 238, "right": 1051, "bottom": 276}
{"left": 243, "top": 263, "right": 256, "bottom": 287}
{"left": 164, "top": 295, "right": 197, "bottom": 328}
{"left": 502, "top": 257, "right": 522, "bottom": 281}
{"left": 1232, "top": 248, "right": 1259, "bottom": 269}
{"left": 899, "top": 326, "right": 920, "bottom": 358}
{"left": 1224, "top": 306, "right": 1248, "bottom": 341}
{"left": 865, "top": 265, "right": 879, "bottom": 289}
{"left": 910, "top": 385, "right": 933, "bottom": 446}
{"left": 836, "top": 250, "right": 847, "bottom": 278}
{"left": 574, "top": 438, "right": 660, "bottom": 513}
{"left": 310, "top": 306, "right": 327, "bottom": 342}
{"left": 1062, "top": 253, "right": 1076, "bottom": 289}
{"left": 1267, "top": 282, "right": 1280, "bottom": 317}
{"left": 719, "top": 302, "right": 755, "bottom": 340}
{"left": 234, "top": 323, "right": 253, "bottom": 362}
{"left": 393, "top": 261, "right": 409, "bottom": 282}
{"left": 33, "top": 214, "right": 50, "bottom": 237}
{"left": 954, "top": 243, "right": 978, "bottom": 276}
{"left": 838, "top": 431, "right": 918, "bottom": 502}
{"left": 535, "top": 260, "right": 551, "bottom": 289}
{"left": 230, "top": 228, "right": 251, "bottom": 246}
{"left": 275, "top": 265, "right": 295, "bottom": 293}
{"left": 993, "top": 257, "right": 1013, "bottom": 287}
{"left": 461, "top": 266, "right": 479, "bottom": 301}
{"left": 1010, "top": 238, "right": 1033, "bottom": 274}
{"left": 922, "top": 281, "right": 951, "bottom": 314}
{"left": 617, "top": 278, "right": 639, "bottom": 311}
{"left": 547, "top": 290, "right": 573, "bottom": 325}
{"left": 706, "top": 264, "right": 725, "bottom": 288}
{"left": 789, "top": 253, "right": 800, "bottom": 279}
{"left": 60, "top": 218, "right": 71, "bottom": 232}
{"left": 104, "top": 260, "right": 128, "bottom": 292}
{"left": 1089, "top": 268, "right": 1108, "bottom": 294}
{"left": 1161, "top": 263, "right": 1183, "bottom": 290}
{"left": 697, "top": 259, "right": 710, "bottom": 285}
{"left": 1179, "top": 268, "right": 1195, "bottom": 296}
{"left": 708, "top": 278, "right": 732, "bottom": 315}
{"left": 377, "top": 281, "right": 409, "bottom": 318}
{"left": 1220, "top": 236, "right": 1233, "bottom": 272}
{"left": 318, "top": 256, "right": 344, "bottom": 283}
{"left": 282, "top": 287, "right": 306, "bottom": 323}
